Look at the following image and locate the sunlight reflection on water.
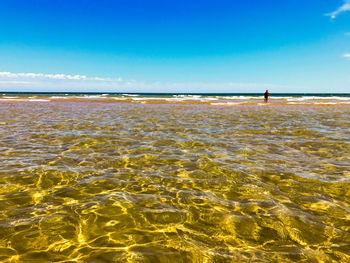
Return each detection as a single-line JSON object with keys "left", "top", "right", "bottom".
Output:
{"left": 0, "top": 100, "right": 349, "bottom": 262}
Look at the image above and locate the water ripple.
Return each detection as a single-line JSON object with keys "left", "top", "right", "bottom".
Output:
{"left": 0, "top": 102, "right": 349, "bottom": 262}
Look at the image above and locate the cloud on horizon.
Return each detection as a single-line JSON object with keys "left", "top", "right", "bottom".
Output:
{"left": 0, "top": 71, "right": 126, "bottom": 93}
{"left": 0, "top": 72, "right": 122, "bottom": 81}
{"left": 326, "top": 0, "right": 350, "bottom": 19}
{"left": 0, "top": 71, "right": 303, "bottom": 93}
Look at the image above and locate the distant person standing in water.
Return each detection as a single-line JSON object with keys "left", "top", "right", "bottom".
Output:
{"left": 264, "top": 90, "right": 270, "bottom": 103}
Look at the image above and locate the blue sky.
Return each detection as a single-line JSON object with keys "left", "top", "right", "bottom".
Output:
{"left": 0, "top": 0, "right": 350, "bottom": 93}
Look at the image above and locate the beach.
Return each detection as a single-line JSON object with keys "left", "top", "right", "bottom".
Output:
{"left": 0, "top": 94, "right": 349, "bottom": 262}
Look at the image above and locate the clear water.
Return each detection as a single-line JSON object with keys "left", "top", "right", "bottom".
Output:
{"left": 0, "top": 97, "right": 349, "bottom": 262}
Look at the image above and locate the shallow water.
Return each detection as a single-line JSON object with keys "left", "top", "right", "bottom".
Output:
{"left": 0, "top": 100, "right": 349, "bottom": 262}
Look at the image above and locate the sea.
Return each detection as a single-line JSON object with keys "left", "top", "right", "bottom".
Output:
{"left": 0, "top": 93, "right": 349, "bottom": 262}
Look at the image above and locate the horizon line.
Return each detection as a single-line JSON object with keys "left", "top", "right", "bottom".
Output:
{"left": 1, "top": 91, "right": 350, "bottom": 95}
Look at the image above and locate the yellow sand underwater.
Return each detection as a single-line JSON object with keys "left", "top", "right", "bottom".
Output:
{"left": 0, "top": 99, "right": 349, "bottom": 262}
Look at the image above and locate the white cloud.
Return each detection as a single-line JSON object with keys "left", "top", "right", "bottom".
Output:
{"left": 0, "top": 71, "right": 304, "bottom": 93}
{"left": 0, "top": 72, "right": 86, "bottom": 80}
{"left": 0, "top": 71, "right": 125, "bottom": 92}
{"left": 344, "top": 54, "right": 350, "bottom": 59}
{"left": 0, "top": 71, "right": 123, "bottom": 81}
{"left": 326, "top": 0, "right": 350, "bottom": 19}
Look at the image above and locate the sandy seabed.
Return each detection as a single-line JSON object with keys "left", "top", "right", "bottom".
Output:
{"left": 0, "top": 98, "right": 349, "bottom": 262}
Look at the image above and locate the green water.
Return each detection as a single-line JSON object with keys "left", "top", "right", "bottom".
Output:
{"left": 0, "top": 101, "right": 349, "bottom": 262}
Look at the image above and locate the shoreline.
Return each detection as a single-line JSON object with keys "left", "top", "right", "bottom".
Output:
{"left": 1, "top": 93, "right": 350, "bottom": 106}
{"left": 0, "top": 96, "right": 350, "bottom": 106}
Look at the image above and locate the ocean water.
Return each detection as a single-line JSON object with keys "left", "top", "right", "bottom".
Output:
{"left": 1, "top": 92, "right": 350, "bottom": 105}
{"left": 0, "top": 94, "right": 349, "bottom": 262}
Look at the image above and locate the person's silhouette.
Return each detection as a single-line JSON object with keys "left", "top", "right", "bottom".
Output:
{"left": 264, "top": 90, "right": 270, "bottom": 103}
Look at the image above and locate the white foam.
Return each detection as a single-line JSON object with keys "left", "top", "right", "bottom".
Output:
{"left": 0, "top": 98, "right": 28, "bottom": 101}
{"left": 287, "top": 101, "right": 345, "bottom": 105}
{"left": 173, "top": 95, "right": 202, "bottom": 98}
{"left": 215, "top": 96, "right": 262, "bottom": 100}
{"left": 131, "top": 97, "right": 161, "bottom": 101}
{"left": 113, "top": 97, "right": 130, "bottom": 100}
{"left": 211, "top": 102, "right": 246, "bottom": 105}
{"left": 312, "top": 102, "right": 337, "bottom": 105}
{"left": 165, "top": 97, "right": 218, "bottom": 102}
{"left": 121, "top": 94, "right": 139, "bottom": 97}
{"left": 73, "top": 96, "right": 106, "bottom": 99}
{"left": 287, "top": 96, "right": 350, "bottom": 101}
{"left": 50, "top": 96, "right": 69, "bottom": 99}
{"left": 171, "top": 95, "right": 203, "bottom": 100}
{"left": 29, "top": 99, "right": 51, "bottom": 102}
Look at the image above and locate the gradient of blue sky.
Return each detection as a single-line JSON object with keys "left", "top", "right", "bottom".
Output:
{"left": 0, "top": 0, "right": 350, "bottom": 93}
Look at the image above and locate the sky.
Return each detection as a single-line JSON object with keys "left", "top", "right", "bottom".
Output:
{"left": 0, "top": 0, "right": 350, "bottom": 93}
